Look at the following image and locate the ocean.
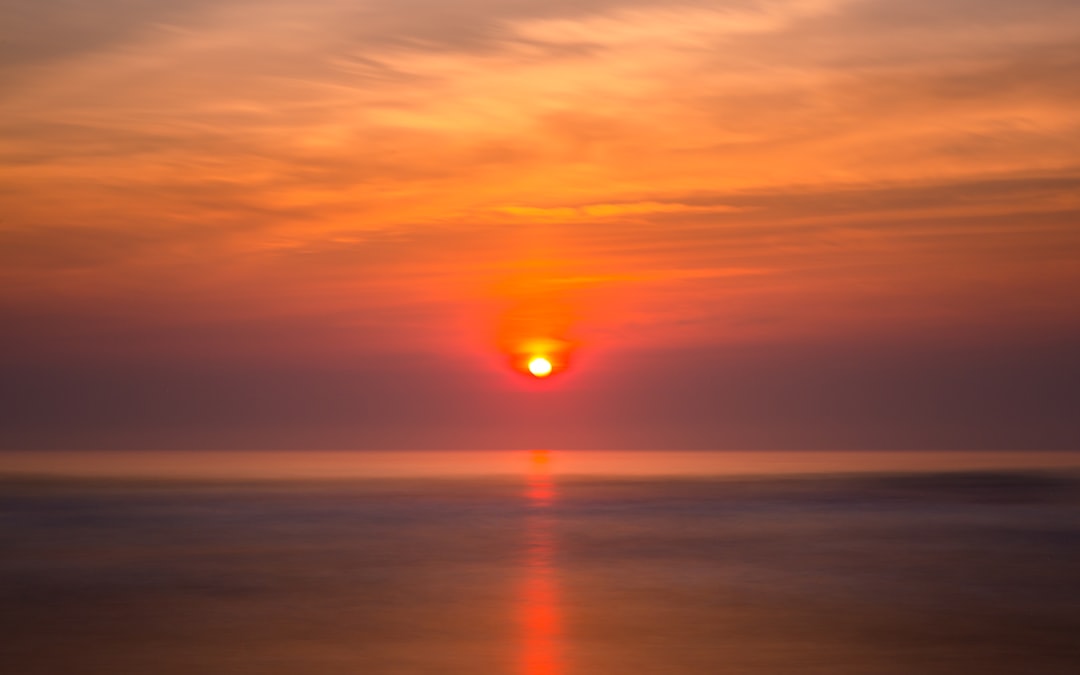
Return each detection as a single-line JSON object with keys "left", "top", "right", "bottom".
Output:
{"left": 2, "top": 451, "right": 1078, "bottom": 674}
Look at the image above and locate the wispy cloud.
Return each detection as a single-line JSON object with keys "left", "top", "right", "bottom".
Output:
{"left": 1, "top": 0, "right": 1078, "bottom": 358}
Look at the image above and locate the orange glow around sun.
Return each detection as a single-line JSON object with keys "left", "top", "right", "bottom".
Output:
{"left": 509, "top": 338, "right": 570, "bottom": 378}
{"left": 497, "top": 293, "right": 576, "bottom": 379}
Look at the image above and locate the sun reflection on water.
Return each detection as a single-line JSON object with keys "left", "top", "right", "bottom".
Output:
{"left": 522, "top": 450, "right": 562, "bottom": 675}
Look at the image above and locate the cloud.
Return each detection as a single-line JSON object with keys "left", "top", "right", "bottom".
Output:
{"left": 496, "top": 201, "right": 746, "bottom": 220}
{"left": 0, "top": 0, "right": 1078, "bottom": 365}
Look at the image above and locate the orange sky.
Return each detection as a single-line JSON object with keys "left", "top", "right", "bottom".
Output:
{"left": 1, "top": 0, "right": 1079, "bottom": 449}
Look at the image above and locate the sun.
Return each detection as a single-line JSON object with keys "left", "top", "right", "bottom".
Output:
{"left": 506, "top": 338, "right": 571, "bottom": 379}
{"left": 527, "top": 356, "right": 553, "bottom": 378}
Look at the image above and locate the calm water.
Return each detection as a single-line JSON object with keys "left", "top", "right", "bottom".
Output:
{"left": 2, "top": 451, "right": 1079, "bottom": 674}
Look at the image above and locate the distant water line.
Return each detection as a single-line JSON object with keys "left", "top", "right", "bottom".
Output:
{"left": 521, "top": 450, "right": 562, "bottom": 675}
{"left": 3, "top": 450, "right": 1079, "bottom": 481}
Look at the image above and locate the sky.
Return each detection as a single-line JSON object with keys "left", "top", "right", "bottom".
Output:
{"left": 1, "top": 0, "right": 1079, "bottom": 450}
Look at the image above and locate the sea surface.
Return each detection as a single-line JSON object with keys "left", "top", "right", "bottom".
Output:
{"left": 1, "top": 451, "right": 1079, "bottom": 674}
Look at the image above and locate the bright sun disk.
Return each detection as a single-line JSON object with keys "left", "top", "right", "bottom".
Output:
{"left": 527, "top": 356, "right": 553, "bottom": 378}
